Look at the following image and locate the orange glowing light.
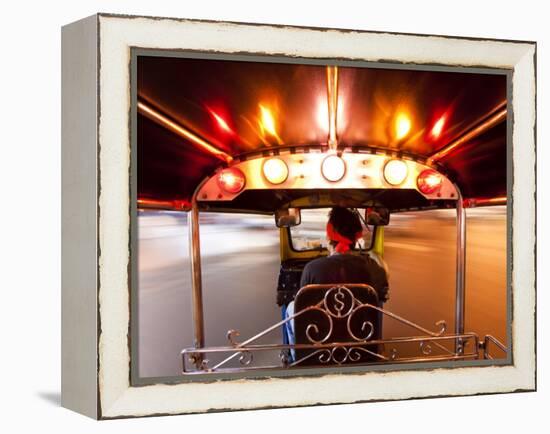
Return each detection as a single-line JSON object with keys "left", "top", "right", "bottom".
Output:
{"left": 258, "top": 104, "right": 282, "bottom": 144}
{"left": 395, "top": 113, "right": 411, "bottom": 140}
{"left": 430, "top": 115, "right": 446, "bottom": 139}
{"left": 259, "top": 105, "right": 277, "bottom": 136}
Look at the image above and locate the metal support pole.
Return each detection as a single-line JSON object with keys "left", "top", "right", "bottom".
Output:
{"left": 455, "top": 190, "right": 466, "bottom": 353}
{"left": 189, "top": 201, "right": 205, "bottom": 354}
{"left": 326, "top": 65, "right": 339, "bottom": 151}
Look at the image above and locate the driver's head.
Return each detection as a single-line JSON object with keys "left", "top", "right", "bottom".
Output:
{"left": 326, "top": 207, "right": 363, "bottom": 253}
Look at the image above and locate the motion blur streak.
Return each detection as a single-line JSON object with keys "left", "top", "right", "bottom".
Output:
{"left": 208, "top": 109, "right": 233, "bottom": 134}
{"left": 137, "top": 207, "right": 507, "bottom": 378}
{"left": 259, "top": 104, "right": 282, "bottom": 144}
{"left": 138, "top": 101, "right": 233, "bottom": 163}
{"left": 429, "top": 104, "right": 507, "bottom": 162}
{"left": 395, "top": 112, "right": 412, "bottom": 140}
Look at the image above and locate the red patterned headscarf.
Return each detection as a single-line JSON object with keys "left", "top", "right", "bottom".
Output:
{"left": 326, "top": 222, "right": 363, "bottom": 254}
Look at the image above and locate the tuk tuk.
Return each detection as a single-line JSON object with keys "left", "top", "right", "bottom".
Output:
{"left": 136, "top": 60, "right": 509, "bottom": 375}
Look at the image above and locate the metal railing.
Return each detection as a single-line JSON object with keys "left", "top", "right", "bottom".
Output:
{"left": 181, "top": 285, "right": 507, "bottom": 374}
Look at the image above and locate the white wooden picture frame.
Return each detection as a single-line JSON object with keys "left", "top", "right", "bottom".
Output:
{"left": 61, "top": 13, "right": 536, "bottom": 419}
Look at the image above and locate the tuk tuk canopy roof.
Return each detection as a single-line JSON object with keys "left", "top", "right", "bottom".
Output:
{"left": 137, "top": 55, "right": 507, "bottom": 211}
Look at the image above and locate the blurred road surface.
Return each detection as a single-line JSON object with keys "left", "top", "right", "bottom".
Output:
{"left": 137, "top": 207, "right": 507, "bottom": 378}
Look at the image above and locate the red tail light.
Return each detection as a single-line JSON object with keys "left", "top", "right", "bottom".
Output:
{"left": 417, "top": 169, "right": 443, "bottom": 195}
{"left": 217, "top": 168, "right": 246, "bottom": 194}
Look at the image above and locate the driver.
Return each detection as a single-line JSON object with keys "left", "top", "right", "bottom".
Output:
{"left": 284, "top": 207, "right": 389, "bottom": 355}
{"left": 300, "top": 207, "right": 388, "bottom": 293}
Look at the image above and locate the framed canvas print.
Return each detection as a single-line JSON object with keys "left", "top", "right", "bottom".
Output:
{"left": 61, "top": 13, "right": 536, "bottom": 419}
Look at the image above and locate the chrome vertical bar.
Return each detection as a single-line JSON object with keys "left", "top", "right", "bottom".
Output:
{"left": 326, "top": 65, "right": 339, "bottom": 151}
{"left": 189, "top": 200, "right": 205, "bottom": 353}
{"left": 455, "top": 189, "right": 466, "bottom": 353}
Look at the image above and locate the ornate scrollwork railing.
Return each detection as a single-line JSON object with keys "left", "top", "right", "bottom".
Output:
{"left": 180, "top": 284, "right": 505, "bottom": 374}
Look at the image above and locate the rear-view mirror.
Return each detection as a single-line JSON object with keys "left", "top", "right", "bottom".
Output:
{"left": 275, "top": 208, "right": 301, "bottom": 228}
{"left": 365, "top": 206, "right": 390, "bottom": 226}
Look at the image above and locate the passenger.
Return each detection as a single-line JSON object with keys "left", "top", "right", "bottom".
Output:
{"left": 283, "top": 207, "right": 389, "bottom": 358}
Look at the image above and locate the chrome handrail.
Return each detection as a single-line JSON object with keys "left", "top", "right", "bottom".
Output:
{"left": 180, "top": 284, "right": 493, "bottom": 374}
{"left": 482, "top": 335, "right": 508, "bottom": 360}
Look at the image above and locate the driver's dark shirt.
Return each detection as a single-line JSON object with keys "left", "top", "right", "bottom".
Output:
{"left": 299, "top": 253, "right": 389, "bottom": 302}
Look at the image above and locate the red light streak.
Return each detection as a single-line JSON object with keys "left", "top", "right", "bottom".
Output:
{"left": 138, "top": 101, "right": 232, "bottom": 163}
{"left": 137, "top": 198, "right": 191, "bottom": 211}
{"left": 208, "top": 109, "right": 233, "bottom": 134}
{"left": 430, "top": 115, "right": 447, "bottom": 139}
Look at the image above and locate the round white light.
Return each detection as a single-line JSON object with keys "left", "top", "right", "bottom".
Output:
{"left": 322, "top": 155, "right": 346, "bottom": 182}
{"left": 384, "top": 159, "right": 408, "bottom": 185}
{"left": 263, "top": 158, "right": 288, "bottom": 185}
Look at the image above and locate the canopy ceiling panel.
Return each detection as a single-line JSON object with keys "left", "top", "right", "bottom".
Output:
{"left": 137, "top": 55, "right": 507, "bottom": 209}
{"left": 442, "top": 121, "right": 507, "bottom": 199}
